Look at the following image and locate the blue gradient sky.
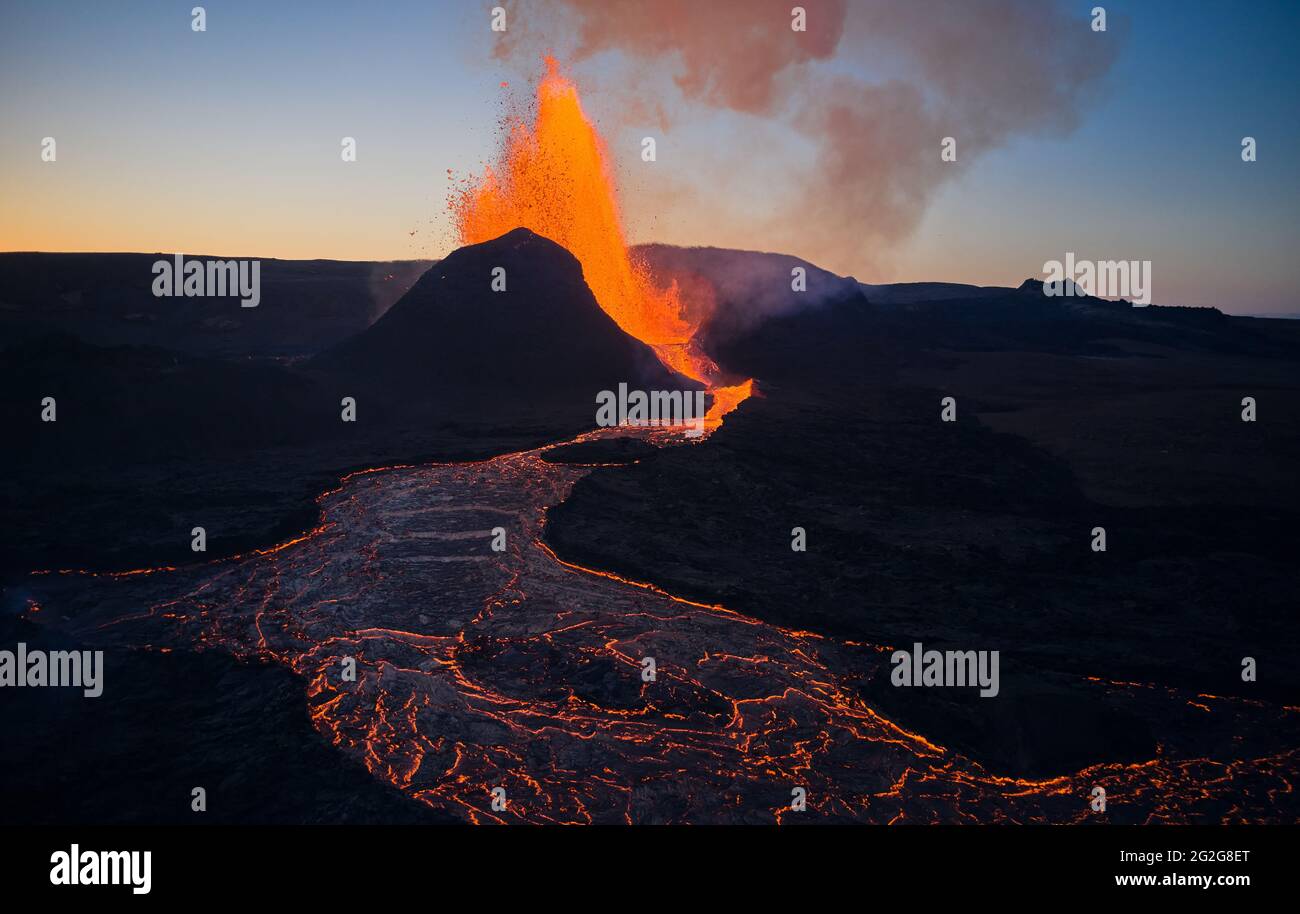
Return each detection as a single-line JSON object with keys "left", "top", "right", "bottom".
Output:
{"left": 1, "top": 0, "right": 1296, "bottom": 313}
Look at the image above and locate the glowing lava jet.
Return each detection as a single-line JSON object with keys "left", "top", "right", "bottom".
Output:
{"left": 450, "top": 57, "right": 753, "bottom": 428}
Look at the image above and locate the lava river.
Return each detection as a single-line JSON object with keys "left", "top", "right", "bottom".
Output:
{"left": 28, "top": 430, "right": 1300, "bottom": 824}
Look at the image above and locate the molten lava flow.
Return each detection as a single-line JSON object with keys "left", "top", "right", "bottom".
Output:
{"left": 35, "top": 429, "right": 1300, "bottom": 825}
{"left": 703, "top": 378, "right": 755, "bottom": 427}
{"left": 451, "top": 57, "right": 751, "bottom": 427}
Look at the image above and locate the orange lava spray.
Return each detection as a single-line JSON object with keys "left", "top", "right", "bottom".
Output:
{"left": 450, "top": 57, "right": 752, "bottom": 427}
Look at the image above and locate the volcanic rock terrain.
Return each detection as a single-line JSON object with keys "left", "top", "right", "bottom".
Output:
{"left": 4, "top": 239, "right": 1299, "bottom": 823}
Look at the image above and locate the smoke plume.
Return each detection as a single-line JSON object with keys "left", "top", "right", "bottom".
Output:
{"left": 490, "top": 0, "right": 1120, "bottom": 274}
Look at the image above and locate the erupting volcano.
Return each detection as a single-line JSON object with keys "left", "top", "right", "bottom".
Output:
{"left": 450, "top": 57, "right": 753, "bottom": 427}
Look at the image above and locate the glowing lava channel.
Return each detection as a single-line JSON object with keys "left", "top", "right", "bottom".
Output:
{"left": 29, "top": 427, "right": 1300, "bottom": 825}
{"left": 451, "top": 57, "right": 751, "bottom": 429}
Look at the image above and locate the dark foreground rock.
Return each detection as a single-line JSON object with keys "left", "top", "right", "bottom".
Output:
{"left": 0, "top": 616, "right": 454, "bottom": 824}
{"left": 543, "top": 276, "right": 1300, "bottom": 779}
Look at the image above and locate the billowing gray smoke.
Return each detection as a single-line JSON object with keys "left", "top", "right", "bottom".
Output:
{"left": 490, "top": 0, "right": 1120, "bottom": 273}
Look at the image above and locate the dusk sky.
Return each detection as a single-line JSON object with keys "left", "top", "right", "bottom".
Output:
{"left": 2, "top": 0, "right": 1297, "bottom": 313}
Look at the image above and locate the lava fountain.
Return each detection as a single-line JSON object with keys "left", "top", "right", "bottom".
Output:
{"left": 450, "top": 57, "right": 753, "bottom": 427}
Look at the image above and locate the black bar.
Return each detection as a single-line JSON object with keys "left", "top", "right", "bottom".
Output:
{"left": 0, "top": 825, "right": 1287, "bottom": 899}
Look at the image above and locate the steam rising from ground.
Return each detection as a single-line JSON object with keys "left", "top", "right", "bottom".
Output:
{"left": 490, "top": 0, "right": 1119, "bottom": 274}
